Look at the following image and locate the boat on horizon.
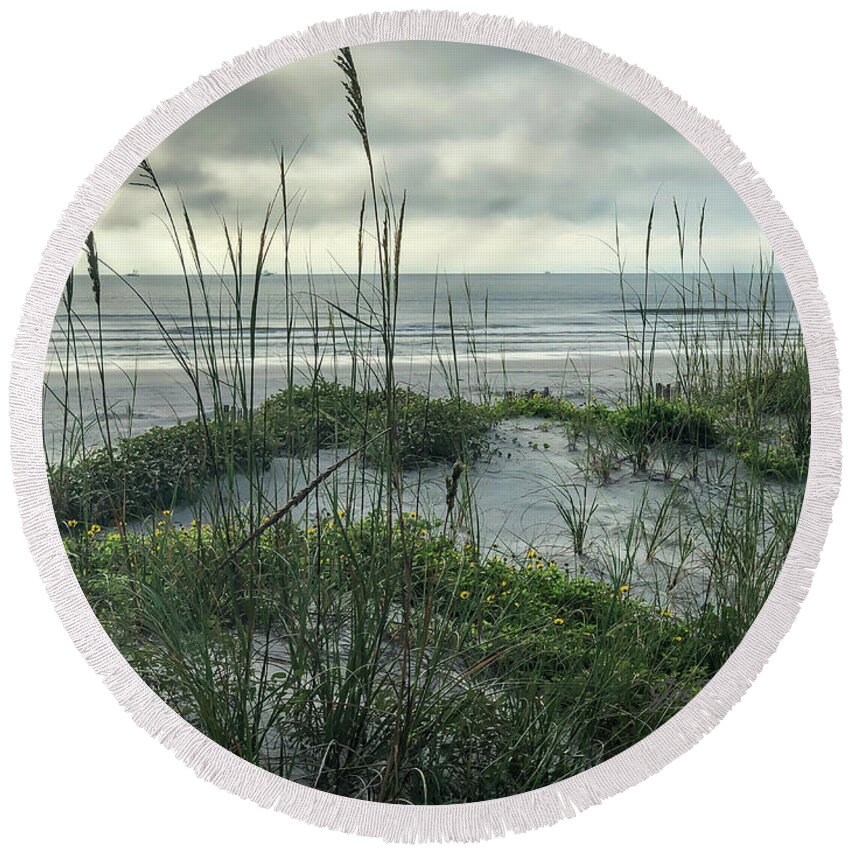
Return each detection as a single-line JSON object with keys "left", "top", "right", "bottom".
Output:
{"left": 126, "top": 269, "right": 141, "bottom": 277}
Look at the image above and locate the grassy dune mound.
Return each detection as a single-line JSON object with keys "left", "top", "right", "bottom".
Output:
{"left": 70, "top": 510, "right": 728, "bottom": 803}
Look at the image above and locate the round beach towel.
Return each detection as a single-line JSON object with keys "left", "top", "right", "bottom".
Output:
{"left": 9, "top": 11, "right": 840, "bottom": 842}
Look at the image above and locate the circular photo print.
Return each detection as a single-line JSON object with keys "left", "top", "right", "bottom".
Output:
{"left": 44, "top": 41, "right": 809, "bottom": 806}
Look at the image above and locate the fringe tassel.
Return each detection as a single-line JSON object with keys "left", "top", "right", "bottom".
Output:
{"left": 8, "top": 9, "right": 841, "bottom": 843}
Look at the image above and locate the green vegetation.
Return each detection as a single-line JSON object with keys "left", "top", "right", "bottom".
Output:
{"left": 68, "top": 511, "right": 736, "bottom": 803}
{"left": 260, "top": 380, "right": 495, "bottom": 469}
{"left": 51, "top": 380, "right": 495, "bottom": 526}
{"left": 49, "top": 417, "right": 268, "bottom": 526}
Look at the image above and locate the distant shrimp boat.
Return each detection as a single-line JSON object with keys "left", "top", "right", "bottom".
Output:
{"left": 126, "top": 269, "right": 141, "bottom": 277}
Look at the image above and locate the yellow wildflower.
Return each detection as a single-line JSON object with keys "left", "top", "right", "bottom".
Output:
{"left": 619, "top": 584, "right": 630, "bottom": 593}
{"left": 674, "top": 635, "right": 683, "bottom": 642}
{"left": 661, "top": 608, "right": 673, "bottom": 618}
{"left": 500, "top": 580, "right": 508, "bottom": 587}
{"left": 526, "top": 549, "right": 538, "bottom": 558}
{"left": 486, "top": 594, "right": 495, "bottom": 603}
{"left": 338, "top": 509, "right": 346, "bottom": 518}
{"left": 162, "top": 509, "right": 172, "bottom": 517}
{"left": 307, "top": 527, "right": 317, "bottom": 535}
{"left": 553, "top": 617, "right": 565, "bottom": 625}
{"left": 66, "top": 519, "right": 78, "bottom": 528}
{"left": 88, "top": 524, "right": 101, "bottom": 535}
{"left": 459, "top": 590, "right": 470, "bottom": 600}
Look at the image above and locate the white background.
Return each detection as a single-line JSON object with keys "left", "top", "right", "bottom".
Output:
{"left": 1, "top": 2, "right": 846, "bottom": 847}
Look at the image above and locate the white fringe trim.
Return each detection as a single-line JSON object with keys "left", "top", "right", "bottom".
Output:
{"left": 8, "top": 9, "right": 841, "bottom": 843}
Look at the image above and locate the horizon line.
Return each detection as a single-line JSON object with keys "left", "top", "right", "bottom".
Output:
{"left": 97, "top": 269, "right": 785, "bottom": 277}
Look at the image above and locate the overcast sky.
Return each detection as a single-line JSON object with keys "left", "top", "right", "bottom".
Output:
{"left": 83, "top": 41, "right": 772, "bottom": 275}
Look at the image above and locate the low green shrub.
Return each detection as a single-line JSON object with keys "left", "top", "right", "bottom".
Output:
{"left": 51, "top": 380, "right": 495, "bottom": 525}
{"left": 493, "top": 394, "right": 610, "bottom": 427}
{"left": 49, "top": 417, "right": 270, "bottom": 526}
{"left": 367, "top": 389, "right": 495, "bottom": 466}
{"left": 259, "top": 378, "right": 494, "bottom": 465}
{"left": 737, "top": 439, "right": 806, "bottom": 481}
{"left": 496, "top": 395, "right": 718, "bottom": 467}
{"left": 606, "top": 398, "right": 716, "bottom": 472}
{"left": 609, "top": 398, "right": 717, "bottom": 450}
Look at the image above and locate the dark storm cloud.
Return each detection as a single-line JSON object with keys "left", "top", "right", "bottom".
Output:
{"left": 90, "top": 41, "right": 767, "bottom": 273}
